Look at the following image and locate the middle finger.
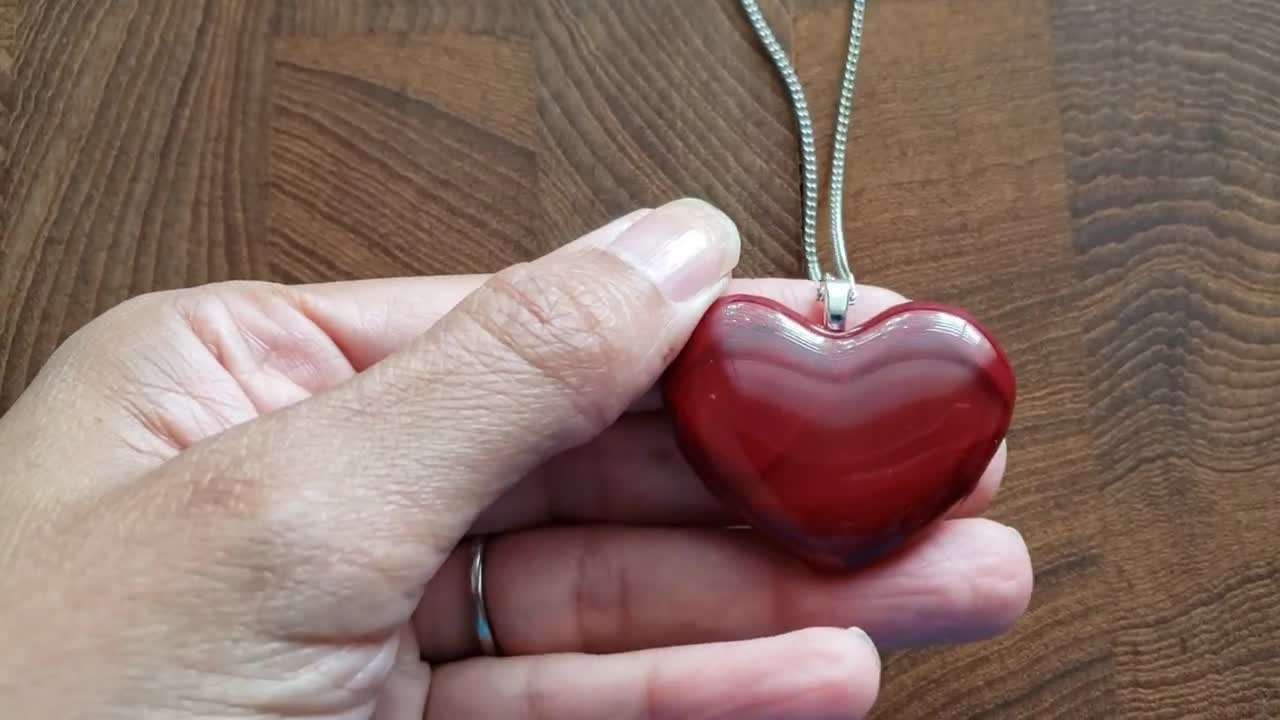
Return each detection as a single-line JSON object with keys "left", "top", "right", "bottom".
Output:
{"left": 472, "top": 413, "right": 1008, "bottom": 532}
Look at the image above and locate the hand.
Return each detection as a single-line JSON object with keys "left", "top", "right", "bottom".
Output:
{"left": 0, "top": 199, "right": 1031, "bottom": 719}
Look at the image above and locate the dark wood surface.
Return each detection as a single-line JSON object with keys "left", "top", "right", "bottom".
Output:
{"left": 4, "top": 1, "right": 1278, "bottom": 717}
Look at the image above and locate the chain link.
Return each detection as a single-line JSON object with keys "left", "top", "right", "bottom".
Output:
{"left": 738, "top": 0, "right": 867, "bottom": 286}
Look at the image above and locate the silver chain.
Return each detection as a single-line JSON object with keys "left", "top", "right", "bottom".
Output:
{"left": 738, "top": 0, "right": 867, "bottom": 288}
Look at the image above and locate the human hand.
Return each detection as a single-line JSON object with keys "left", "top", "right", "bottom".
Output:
{"left": 0, "top": 199, "right": 1030, "bottom": 719}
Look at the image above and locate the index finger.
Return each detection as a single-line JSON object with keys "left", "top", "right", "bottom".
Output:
{"left": 297, "top": 275, "right": 908, "bottom": 375}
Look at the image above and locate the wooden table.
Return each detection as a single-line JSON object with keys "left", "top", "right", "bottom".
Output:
{"left": 4, "top": 1, "right": 1278, "bottom": 717}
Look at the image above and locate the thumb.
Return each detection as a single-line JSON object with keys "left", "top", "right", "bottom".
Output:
{"left": 376, "top": 197, "right": 741, "bottom": 525}
{"left": 155, "top": 198, "right": 740, "bottom": 607}
{"left": 427, "top": 197, "right": 741, "bottom": 464}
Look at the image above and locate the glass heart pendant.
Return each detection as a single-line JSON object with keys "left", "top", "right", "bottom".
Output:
{"left": 678, "top": 0, "right": 1018, "bottom": 569}
{"left": 662, "top": 288, "right": 1016, "bottom": 571}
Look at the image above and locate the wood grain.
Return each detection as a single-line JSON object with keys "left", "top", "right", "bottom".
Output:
{"left": 2, "top": 0, "right": 271, "bottom": 406}
{"left": 786, "top": 1, "right": 1111, "bottom": 717}
{"left": 268, "top": 21, "right": 537, "bottom": 280}
{"left": 535, "top": 0, "right": 803, "bottom": 274}
{"left": 3, "top": 0, "right": 1279, "bottom": 716}
{"left": 1053, "top": 1, "right": 1280, "bottom": 717}
{"left": 272, "top": 0, "right": 528, "bottom": 39}
{"left": 0, "top": 0, "right": 13, "bottom": 241}
{"left": 0, "top": 0, "right": 13, "bottom": 77}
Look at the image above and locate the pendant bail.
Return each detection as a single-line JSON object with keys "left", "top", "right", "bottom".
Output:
{"left": 820, "top": 278, "right": 856, "bottom": 331}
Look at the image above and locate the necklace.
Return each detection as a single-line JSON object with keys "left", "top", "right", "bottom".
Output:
{"left": 661, "top": 0, "right": 1018, "bottom": 572}
{"left": 739, "top": 0, "right": 866, "bottom": 329}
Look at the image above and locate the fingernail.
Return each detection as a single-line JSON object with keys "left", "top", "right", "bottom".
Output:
{"left": 1006, "top": 525, "right": 1024, "bottom": 543}
{"left": 848, "top": 626, "right": 879, "bottom": 668}
{"left": 603, "top": 198, "right": 740, "bottom": 302}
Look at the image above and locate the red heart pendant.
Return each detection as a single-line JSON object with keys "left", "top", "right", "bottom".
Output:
{"left": 662, "top": 294, "right": 1016, "bottom": 571}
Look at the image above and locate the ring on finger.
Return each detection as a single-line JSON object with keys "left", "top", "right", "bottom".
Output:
{"left": 469, "top": 535, "right": 500, "bottom": 656}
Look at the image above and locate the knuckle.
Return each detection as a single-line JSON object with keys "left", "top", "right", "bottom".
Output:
{"left": 48, "top": 280, "right": 281, "bottom": 378}
{"left": 174, "top": 279, "right": 299, "bottom": 325}
{"left": 48, "top": 280, "right": 278, "bottom": 369}
{"left": 465, "top": 263, "right": 634, "bottom": 431}
{"left": 40, "top": 281, "right": 321, "bottom": 456}
{"left": 171, "top": 281, "right": 308, "bottom": 363}
{"left": 568, "top": 529, "right": 630, "bottom": 652}
{"left": 171, "top": 280, "right": 354, "bottom": 408}
{"left": 173, "top": 284, "right": 263, "bottom": 370}
{"left": 485, "top": 264, "right": 626, "bottom": 372}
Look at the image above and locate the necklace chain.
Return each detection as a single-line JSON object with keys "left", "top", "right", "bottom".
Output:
{"left": 738, "top": 0, "right": 867, "bottom": 287}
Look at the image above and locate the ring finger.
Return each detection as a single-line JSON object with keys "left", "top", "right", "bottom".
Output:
{"left": 414, "top": 518, "right": 1031, "bottom": 663}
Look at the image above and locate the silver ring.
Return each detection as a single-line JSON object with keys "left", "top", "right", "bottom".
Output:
{"left": 469, "top": 536, "right": 499, "bottom": 656}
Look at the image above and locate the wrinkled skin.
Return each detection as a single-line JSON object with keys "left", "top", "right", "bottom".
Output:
{"left": 0, "top": 200, "right": 1031, "bottom": 720}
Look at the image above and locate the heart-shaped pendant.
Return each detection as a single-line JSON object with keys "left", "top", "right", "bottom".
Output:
{"left": 662, "top": 294, "right": 1016, "bottom": 571}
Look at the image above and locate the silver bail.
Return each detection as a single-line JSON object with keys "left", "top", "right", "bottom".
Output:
{"left": 820, "top": 278, "right": 855, "bottom": 331}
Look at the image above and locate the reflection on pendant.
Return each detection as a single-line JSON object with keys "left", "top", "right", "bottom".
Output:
{"left": 662, "top": 294, "right": 1017, "bottom": 571}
